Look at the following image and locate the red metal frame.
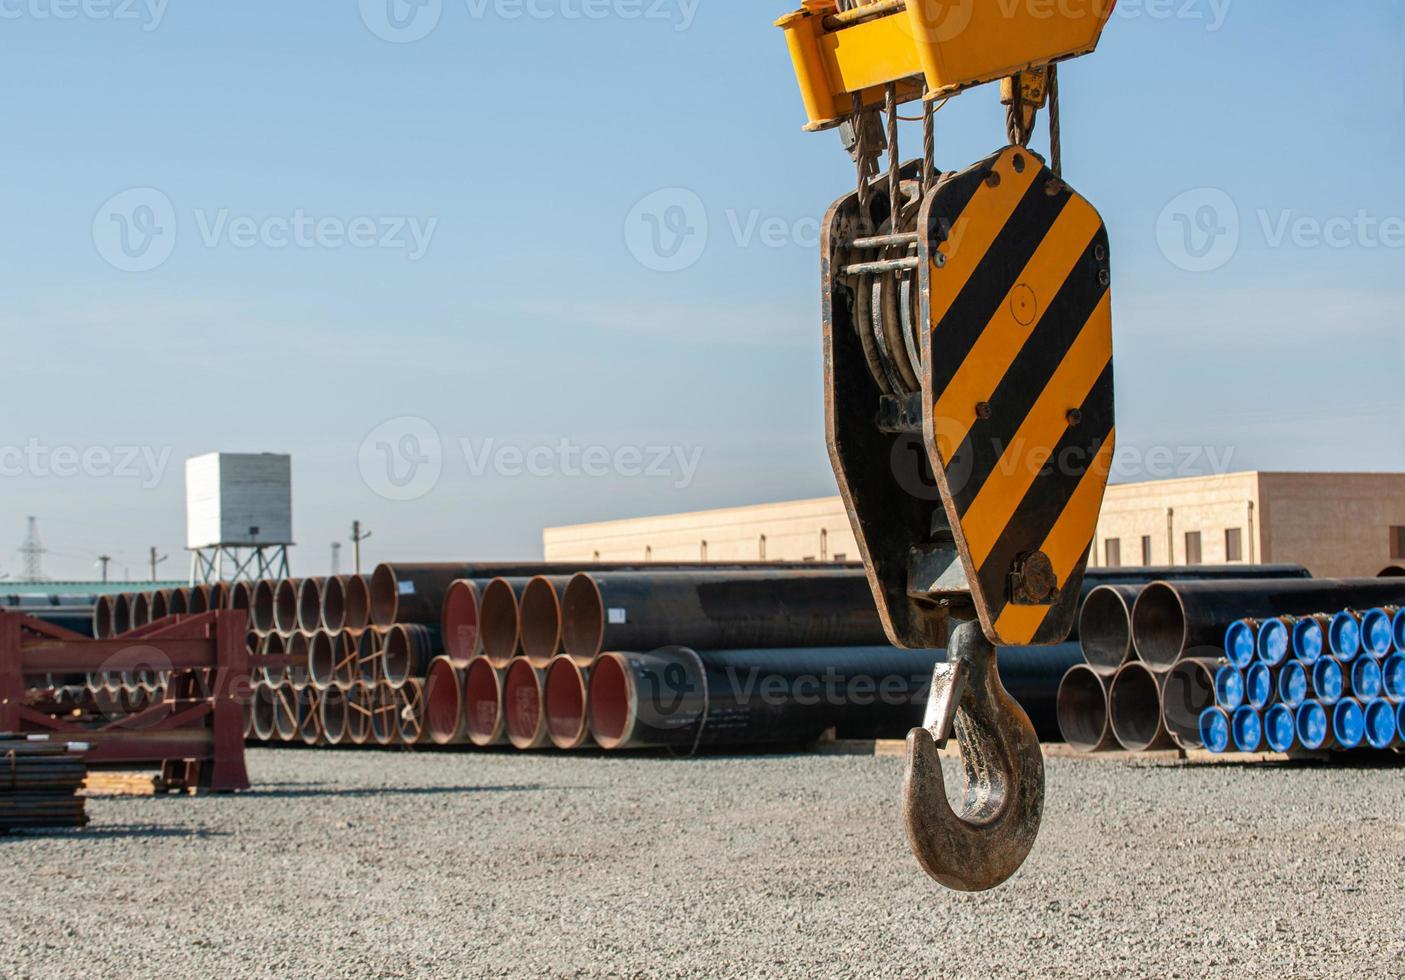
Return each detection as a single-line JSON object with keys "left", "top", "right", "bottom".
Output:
{"left": 0, "top": 610, "right": 266, "bottom": 792}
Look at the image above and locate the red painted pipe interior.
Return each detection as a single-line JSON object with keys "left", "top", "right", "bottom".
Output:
{"left": 480, "top": 579, "right": 521, "bottom": 665}
{"left": 425, "top": 659, "right": 462, "bottom": 742}
{"left": 464, "top": 660, "right": 502, "bottom": 743}
{"left": 504, "top": 660, "right": 542, "bottom": 745}
{"left": 588, "top": 654, "right": 630, "bottom": 750}
{"left": 560, "top": 574, "right": 605, "bottom": 663}
{"left": 545, "top": 658, "right": 586, "bottom": 745}
{"left": 520, "top": 578, "right": 562, "bottom": 665}
{"left": 441, "top": 580, "right": 481, "bottom": 665}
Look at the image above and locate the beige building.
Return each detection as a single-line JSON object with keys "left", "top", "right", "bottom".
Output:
{"left": 544, "top": 473, "right": 1405, "bottom": 579}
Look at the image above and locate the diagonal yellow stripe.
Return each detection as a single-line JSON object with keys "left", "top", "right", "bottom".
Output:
{"left": 928, "top": 151, "right": 1042, "bottom": 330}
{"left": 931, "top": 203, "right": 1104, "bottom": 462}
{"left": 961, "top": 291, "right": 1113, "bottom": 568}
{"left": 993, "top": 433, "right": 1116, "bottom": 644}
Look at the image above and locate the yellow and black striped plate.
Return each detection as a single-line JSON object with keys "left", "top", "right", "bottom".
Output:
{"left": 919, "top": 145, "right": 1115, "bottom": 647}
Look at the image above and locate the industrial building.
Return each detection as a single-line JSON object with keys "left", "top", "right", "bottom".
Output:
{"left": 543, "top": 472, "right": 1405, "bottom": 579}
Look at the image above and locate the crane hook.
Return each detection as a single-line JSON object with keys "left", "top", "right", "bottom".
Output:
{"left": 902, "top": 619, "right": 1046, "bottom": 892}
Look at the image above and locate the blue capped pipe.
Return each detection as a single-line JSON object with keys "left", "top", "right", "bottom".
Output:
{"left": 1296, "top": 700, "right": 1337, "bottom": 751}
{"left": 1199, "top": 707, "right": 1232, "bottom": 754}
{"left": 1263, "top": 703, "right": 1297, "bottom": 753}
{"left": 1215, "top": 664, "right": 1245, "bottom": 710}
{"left": 1350, "top": 656, "right": 1384, "bottom": 701}
{"left": 1246, "top": 662, "right": 1277, "bottom": 710}
{"left": 1360, "top": 607, "right": 1397, "bottom": 658}
{"left": 1230, "top": 705, "right": 1263, "bottom": 752}
{"left": 1292, "top": 615, "right": 1329, "bottom": 664}
{"left": 1257, "top": 617, "right": 1293, "bottom": 667}
{"left": 1394, "top": 607, "right": 1405, "bottom": 654}
{"left": 1224, "top": 619, "right": 1259, "bottom": 669}
{"left": 1399, "top": 701, "right": 1405, "bottom": 743}
{"left": 1364, "top": 698, "right": 1400, "bottom": 750}
{"left": 1329, "top": 610, "right": 1362, "bottom": 662}
{"left": 1383, "top": 654, "right": 1405, "bottom": 702}
{"left": 1312, "top": 657, "right": 1346, "bottom": 705}
{"left": 1332, "top": 698, "right": 1366, "bottom": 749}
{"left": 1278, "top": 661, "right": 1309, "bottom": 708}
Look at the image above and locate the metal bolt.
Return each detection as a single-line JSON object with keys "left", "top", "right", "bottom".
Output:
{"left": 1094, "top": 244, "right": 1106, "bottom": 261}
{"left": 976, "top": 402, "right": 993, "bottom": 421}
{"left": 935, "top": 251, "right": 947, "bottom": 268}
{"left": 1098, "top": 269, "right": 1111, "bottom": 287}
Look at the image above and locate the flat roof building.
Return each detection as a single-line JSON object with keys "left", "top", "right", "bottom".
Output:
{"left": 543, "top": 472, "right": 1405, "bottom": 580}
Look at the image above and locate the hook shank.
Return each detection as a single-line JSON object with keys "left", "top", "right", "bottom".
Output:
{"left": 902, "top": 619, "right": 1045, "bottom": 892}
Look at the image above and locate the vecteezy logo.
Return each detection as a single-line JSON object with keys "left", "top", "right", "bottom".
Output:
{"left": 92, "top": 188, "right": 177, "bottom": 272}
{"left": 897, "top": 0, "right": 975, "bottom": 45}
{"left": 359, "top": 0, "right": 442, "bottom": 43}
{"left": 358, "top": 416, "right": 443, "bottom": 500}
{"left": 1156, "top": 187, "right": 1240, "bottom": 273}
{"left": 624, "top": 188, "right": 708, "bottom": 272}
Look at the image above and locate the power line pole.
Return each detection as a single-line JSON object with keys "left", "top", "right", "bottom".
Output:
{"left": 330, "top": 542, "right": 342, "bottom": 576}
{"left": 350, "top": 521, "right": 372, "bottom": 575}
{"left": 19, "top": 516, "right": 46, "bottom": 581}
{"left": 149, "top": 546, "right": 168, "bottom": 583}
{"left": 97, "top": 555, "right": 112, "bottom": 583}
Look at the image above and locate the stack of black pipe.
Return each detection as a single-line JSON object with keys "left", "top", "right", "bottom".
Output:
{"left": 0, "top": 736, "right": 89, "bottom": 831}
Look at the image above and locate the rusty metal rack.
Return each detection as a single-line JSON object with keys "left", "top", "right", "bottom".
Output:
{"left": 0, "top": 609, "right": 285, "bottom": 792}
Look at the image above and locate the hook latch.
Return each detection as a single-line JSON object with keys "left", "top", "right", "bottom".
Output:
{"left": 902, "top": 619, "right": 1046, "bottom": 892}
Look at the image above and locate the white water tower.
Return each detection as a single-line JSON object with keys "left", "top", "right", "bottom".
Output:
{"left": 185, "top": 453, "right": 294, "bottom": 584}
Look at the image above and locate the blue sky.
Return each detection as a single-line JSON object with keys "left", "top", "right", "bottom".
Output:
{"left": 2, "top": 0, "right": 1403, "bottom": 580}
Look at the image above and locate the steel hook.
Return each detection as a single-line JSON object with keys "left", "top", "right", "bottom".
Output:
{"left": 902, "top": 619, "right": 1046, "bottom": 892}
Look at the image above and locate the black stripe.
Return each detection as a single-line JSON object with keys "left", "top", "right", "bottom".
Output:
{"left": 948, "top": 227, "right": 1110, "bottom": 516}
{"left": 924, "top": 153, "right": 992, "bottom": 251}
{"left": 972, "top": 362, "right": 1116, "bottom": 622}
{"left": 928, "top": 175, "right": 1071, "bottom": 400}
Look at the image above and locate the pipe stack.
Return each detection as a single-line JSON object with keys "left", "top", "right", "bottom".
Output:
{"left": 1200, "top": 605, "right": 1405, "bottom": 756}
{"left": 0, "top": 736, "right": 89, "bottom": 831}
{"left": 1056, "top": 568, "right": 1309, "bottom": 752}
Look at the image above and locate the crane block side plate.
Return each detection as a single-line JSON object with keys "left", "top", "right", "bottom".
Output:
{"left": 918, "top": 146, "right": 1115, "bottom": 647}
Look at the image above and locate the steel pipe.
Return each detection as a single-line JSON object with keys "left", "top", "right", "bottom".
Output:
{"left": 1292, "top": 614, "right": 1330, "bottom": 664}
{"left": 1263, "top": 702, "right": 1297, "bottom": 752}
{"left": 1230, "top": 705, "right": 1263, "bottom": 752}
{"left": 355, "top": 629, "right": 387, "bottom": 685}
{"left": 1160, "top": 657, "right": 1221, "bottom": 749}
{"left": 480, "top": 577, "right": 529, "bottom": 668}
{"left": 1312, "top": 657, "right": 1346, "bottom": 704}
{"left": 168, "top": 587, "right": 190, "bottom": 616}
{"left": 1245, "top": 662, "right": 1277, "bottom": 710}
{"left": 370, "top": 680, "right": 400, "bottom": 746}
{"left": 425, "top": 657, "right": 467, "bottom": 745}
{"left": 1360, "top": 606, "right": 1397, "bottom": 657}
{"left": 299, "top": 688, "right": 323, "bottom": 746}
{"left": 1131, "top": 579, "right": 1405, "bottom": 670}
{"left": 440, "top": 579, "right": 484, "bottom": 667}
{"left": 520, "top": 575, "right": 575, "bottom": 668}
{"left": 297, "top": 577, "right": 325, "bottom": 634}
{"left": 1332, "top": 698, "right": 1366, "bottom": 749}
{"left": 1199, "top": 706, "right": 1231, "bottom": 753}
{"left": 504, "top": 660, "right": 551, "bottom": 750}
{"left": 150, "top": 589, "right": 171, "bottom": 622}
{"left": 1296, "top": 699, "right": 1335, "bottom": 751}
{"left": 259, "top": 632, "right": 287, "bottom": 685}
{"left": 112, "top": 592, "right": 131, "bottom": 636}
{"left": 382, "top": 624, "right": 438, "bottom": 688}
{"left": 1364, "top": 698, "right": 1400, "bottom": 749}
{"left": 189, "top": 583, "right": 212, "bottom": 615}
{"left": 346, "top": 682, "right": 374, "bottom": 746}
{"left": 273, "top": 579, "right": 303, "bottom": 635}
{"left": 370, "top": 561, "right": 806, "bottom": 629}
{"left": 1351, "top": 656, "right": 1384, "bottom": 701}
{"left": 320, "top": 575, "right": 352, "bottom": 632}
{"left": 561, "top": 570, "right": 882, "bottom": 666}
{"left": 229, "top": 580, "right": 255, "bottom": 618}
{"left": 1077, "top": 585, "right": 1138, "bottom": 673}
{"left": 344, "top": 575, "right": 373, "bottom": 632}
{"left": 252, "top": 580, "right": 277, "bottom": 633}
{"left": 465, "top": 658, "right": 508, "bottom": 747}
{"left": 396, "top": 678, "right": 427, "bottom": 745}
{"left": 307, "top": 630, "right": 340, "bottom": 690}
{"left": 1056, "top": 664, "right": 1115, "bottom": 752}
{"left": 129, "top": 591, "right": 150, "bottom": 629}
{"left": 319, "top": 686, "right": 350, "bottom": 745}
{"left": 1329, "top": 610, "right": 1363, "bottom": 661}
{"left": 544, "top": 655, "right": 592, "bottom": 750}
{"left": 92, "top": 594, "right": 115, "bottom": 639}
{"left": 286, "top": 630, "right": 311, "bottom": 690}
{"left": 1107, "top": 661, "right": 1174, "bottom": 752}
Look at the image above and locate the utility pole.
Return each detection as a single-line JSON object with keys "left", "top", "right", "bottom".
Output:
{"left": 19, "top": 516, "right": 46, "bottom": 581}
{"left": 149, "top": 546, "right": 168, "bottom": 583}
{"left": 97, "top": 555, "right": 112, "bottom": 583}
{"left": 330, "top": 542, "right": 342, "bottom": 576}
{"left": 350, "top": 521, "right": 372, "bottom": 575}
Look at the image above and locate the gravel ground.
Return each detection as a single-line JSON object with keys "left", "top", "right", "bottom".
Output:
{"left": 2, "top": 747, "right": 1403, "bottom": 978}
